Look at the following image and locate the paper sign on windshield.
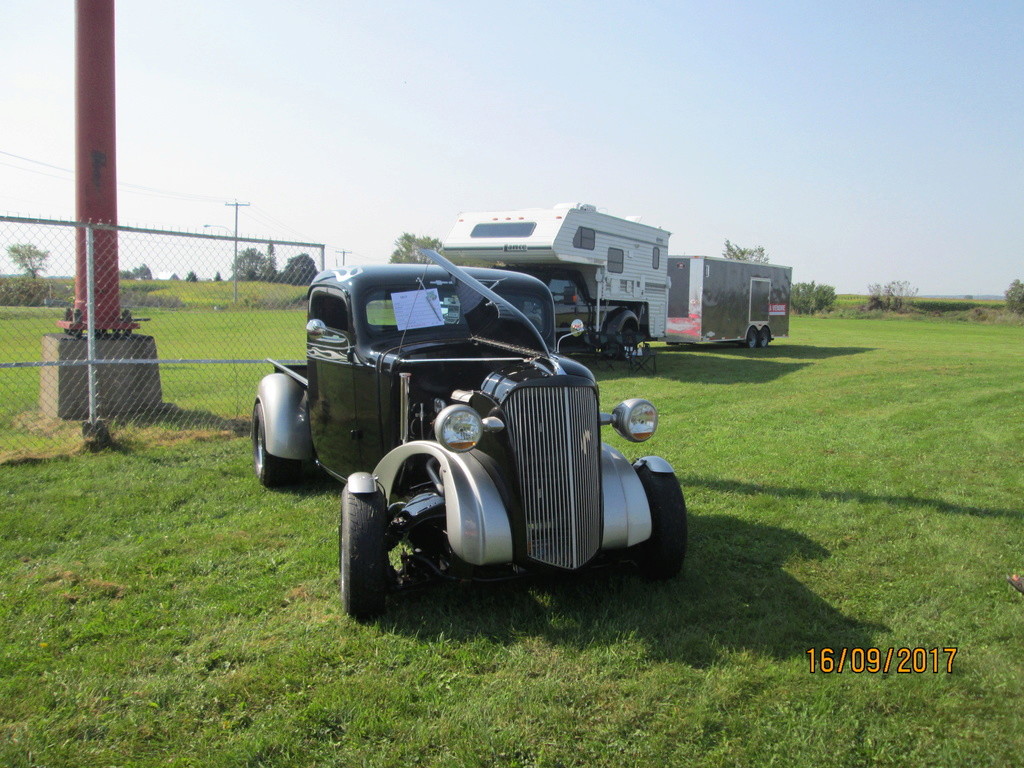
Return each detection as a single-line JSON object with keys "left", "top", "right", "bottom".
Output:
{"left": 391, "top": 288, "right": 445, "bottom": 330}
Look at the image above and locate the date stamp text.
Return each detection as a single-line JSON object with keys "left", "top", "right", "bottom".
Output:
{"left": 806, "top": 647, "right": 957, "bottom": 674}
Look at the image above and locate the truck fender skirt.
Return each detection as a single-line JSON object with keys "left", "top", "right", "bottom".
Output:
{"left": 372, "top": 442, "right": 514, "bottom": 566}
{"left": 344, "top": 472, "right": 377, "bottom": 495}
{"left": 256, "top": 373, "right": 313, "bottom": 461}
{"left": 633, "top": 455, "right": 676, "bottom": 475}
{"left": 600, "top": 443, "right": 653, "bottom": 549}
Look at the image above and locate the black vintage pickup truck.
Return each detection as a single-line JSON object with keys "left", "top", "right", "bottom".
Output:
{"left": 252, "top": 250, "right": 687, "bottom": 619}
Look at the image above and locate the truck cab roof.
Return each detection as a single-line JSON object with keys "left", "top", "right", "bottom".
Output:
{"left": 309, "top": 263, "right": 556, "bottom": 351}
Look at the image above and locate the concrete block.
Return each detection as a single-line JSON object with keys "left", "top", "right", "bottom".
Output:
{"left": 40, "top": 334, "right": 163, "bottom": 421}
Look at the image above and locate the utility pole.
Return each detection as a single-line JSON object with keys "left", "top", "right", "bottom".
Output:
{"left": 335, "top": 249, "right": 351, "bottom": 267}
{"left": 225, "top": 200, "right": 250, "bottom": 303}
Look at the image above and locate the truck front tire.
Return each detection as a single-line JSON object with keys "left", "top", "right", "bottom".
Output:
{"left": 339, "top": 485, "right": 390, "bottom": 620}
{"left": 633, "top": 463, "right": 687, "bottom": 580}
{"left": 252, "top": 402, "right": 302, "bottom": 487}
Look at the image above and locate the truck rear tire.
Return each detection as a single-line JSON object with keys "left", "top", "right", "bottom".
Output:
{"left": 604, "top": 311, "right": 639, "bottom": 339}
{"left": 339, "top": 485, "right": 390, "bottom": 620}
{"left": 745, "top": 327, "right": 759, "bottom": 348}
{"left": 252, "top": 402, "right": 302, "bottom": 488}
{"left": 633, "top": 463, "right": 687, "bottom": 580}
{"left": 758, "top": 327, "right": 771, "bottom": 348}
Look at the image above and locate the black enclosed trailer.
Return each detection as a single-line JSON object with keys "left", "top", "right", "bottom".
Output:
{"left": 666, "top": 256, "right": 792, "bottom": 347}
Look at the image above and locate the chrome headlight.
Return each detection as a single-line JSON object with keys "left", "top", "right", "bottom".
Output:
{"left": 612, "top": 398, "right": 658, "bottom": 442}
{"left": 434, "top": 404, "right": 483, "bottom": 452}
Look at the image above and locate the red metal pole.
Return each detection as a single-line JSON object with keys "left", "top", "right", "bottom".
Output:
{"left": 62, "top": 0, "right": 135, "bottom": 332}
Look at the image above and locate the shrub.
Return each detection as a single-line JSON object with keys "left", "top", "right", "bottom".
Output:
{"left": 792, "top": 282, "right": 837, "bottom": 314}
{"left": 867, "top": 281, "right": 918, "bottom": 312}
{"left": 910, "top": 300, "right": 977, "bottom": 313}
{"left": 1006, "top": 279, "right": 1024, "bottom": 315}
{"left": 0, "top": 277, "right": 72, "bottom": 307}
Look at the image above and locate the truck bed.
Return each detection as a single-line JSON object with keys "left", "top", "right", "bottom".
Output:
{"left": 268, "top": 359, "right": 308, "bottom": 387}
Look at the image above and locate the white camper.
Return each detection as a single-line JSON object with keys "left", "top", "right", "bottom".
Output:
{"left": 443, "top": 203, "right": 672, "bottom": 339}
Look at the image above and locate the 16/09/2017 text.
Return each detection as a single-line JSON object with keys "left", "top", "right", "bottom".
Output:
{"left": 806, "top": 647, "right": 957, "bottom": 674}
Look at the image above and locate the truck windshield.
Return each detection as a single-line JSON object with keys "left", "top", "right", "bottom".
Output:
{"left": 362, "top": 282, "right": 551, "bottom": 340}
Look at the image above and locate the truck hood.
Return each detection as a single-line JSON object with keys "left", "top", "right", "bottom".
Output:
{"left": 418, "top": 248, "right": 554, "bottom": 361}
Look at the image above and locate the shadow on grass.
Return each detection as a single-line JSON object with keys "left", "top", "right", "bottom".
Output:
{"left": 2, "top": 403, "right": 254, "bottom": 463}
{"left": 110, "top": 402, "right": 252, "bottom": 435}
{"left": 682, "top": 475, "right": 1022, "bottom": 520}
{"left": 586, "top": 345, "right": 873, "bottom": 385}
{"left": 658, "top": 343, "right": 874, "bottom": 361}
{"left": 380, "top": 514, "right": 882, "bottom": 667}
{"left": 595, "top": 355, "right": 811, "bottom": 385}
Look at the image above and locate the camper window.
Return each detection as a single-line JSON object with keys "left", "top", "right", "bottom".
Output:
{"left": 653, "top": 246, "right": 661, "bottom": 270}
{"left": 470, "top": 222, "right": 537, "bottom": 238}
{"left": 573, "top": 226, "right": 596, "bottom": 250}
{"left": 608, "top": 247, "right": 624, "bottom": 274}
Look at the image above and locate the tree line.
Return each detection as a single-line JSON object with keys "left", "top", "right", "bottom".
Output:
{"left": 119, "top": 250, "right": 319, "bottom": 286}
{"left": 8, "top": 239, "right": 1024, "bottom": 316}
{"left": 230, "top": 249, "right": 319, "bottom": 285}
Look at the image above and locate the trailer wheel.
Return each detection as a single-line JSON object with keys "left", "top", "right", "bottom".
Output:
{"left": 252, "top": 402, "right": 302, "bottom": 487}
{"left": 633, "top": 463, "right": 687, "bottom": 580}
{"left": 745, "top": 327, "right": 759, "bottom": 348}
{"left": 757, "top": 327, "right": 771, "bottom": 348}
{"left": 339, "top": 484, "right": 390, "bottom": 620}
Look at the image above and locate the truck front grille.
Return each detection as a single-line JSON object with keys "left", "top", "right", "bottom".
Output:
{"left": 503, "top": 385, "right": 601, "bottom": 569}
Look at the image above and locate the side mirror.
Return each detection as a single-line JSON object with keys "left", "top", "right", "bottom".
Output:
{"left": 556, "top": 318, "right": 587, "bottom": 353}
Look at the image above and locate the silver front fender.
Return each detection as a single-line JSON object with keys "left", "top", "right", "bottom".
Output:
{"left": 373, "top": 442, "right": 514, "bottom": 566}
{"left": 255, "top": 373, "right": 313, "bottom": 461}
{"left": 600, "top": 443, "right": 653, "bottom": 549}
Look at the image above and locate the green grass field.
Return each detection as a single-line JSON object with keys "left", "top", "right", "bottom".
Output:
{"left": 0, "top": 307, "right": 306, "bottom": 461}
{"left": 1, "top": 316, "right": 1023, "bottom": 766}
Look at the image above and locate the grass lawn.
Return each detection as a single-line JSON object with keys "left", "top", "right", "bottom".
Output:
{"left": 1, "top": 316, "right": 1023, "bottom": 766}
{"left": 0, "top": 307, "right": 306, "bottom": 462}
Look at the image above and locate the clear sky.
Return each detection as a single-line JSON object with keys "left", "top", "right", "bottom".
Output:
{"left": 3, "top": 0, "right": 1022, "bottom": 295}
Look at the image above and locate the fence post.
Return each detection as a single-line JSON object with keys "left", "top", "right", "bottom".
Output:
{"left": 85, "top": 225, "right": 98, "bottom": 426}
{"left": 81, "top": 224, "right": 112, "bottom": 447}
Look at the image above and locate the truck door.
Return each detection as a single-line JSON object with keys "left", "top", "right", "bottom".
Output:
{"left": 546, "top": 275, "right": 591, "bottom": 334}
{"left": 749, "top": 278, "right": 771, "bottom": 324}
{"left": 306, "top": 288, "right": 361, "bottom": 476}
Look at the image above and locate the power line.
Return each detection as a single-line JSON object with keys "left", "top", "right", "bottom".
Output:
{"left": 246, "top": 205, "right": 313, "bottom": 242}
{"left": 1, "top": 148, "right": 317, "bottom": 244}
{"left": 0, "top": 148, "right": 227, "bottom": 204}
{"left": 0, "top": 150, "right": 73, "bottom": 173}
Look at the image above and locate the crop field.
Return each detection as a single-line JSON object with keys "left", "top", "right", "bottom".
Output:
{"left": 2, "top": 316, "right": 1023, "bottom": 766}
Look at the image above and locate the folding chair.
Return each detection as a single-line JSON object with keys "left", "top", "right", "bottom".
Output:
{"left": 622, "top": 332, "right": 657, "bottom": 375}
{"left": 583, "top": 331, "right": 619, "bottom": 371}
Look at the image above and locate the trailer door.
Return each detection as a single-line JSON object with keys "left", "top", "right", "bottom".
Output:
{"left": 667, "top": 258, "right": 698, "bottom": 338}
{"left": 749, "top": 278, "right": 771, "bottom": 324}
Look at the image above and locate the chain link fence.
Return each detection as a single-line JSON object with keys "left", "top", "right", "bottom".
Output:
{"left": 1, "top": 215, "right": 325, "bottom": 462}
